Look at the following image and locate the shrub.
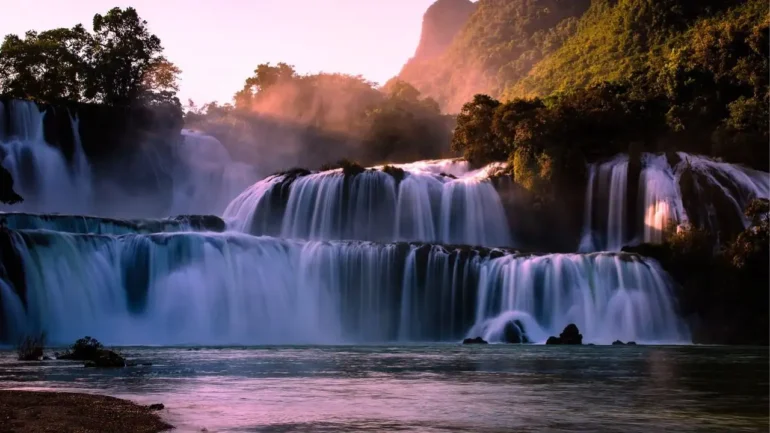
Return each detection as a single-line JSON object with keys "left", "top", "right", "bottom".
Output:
{"left": 17, "top": 333, "right": 46, "bottom": 361}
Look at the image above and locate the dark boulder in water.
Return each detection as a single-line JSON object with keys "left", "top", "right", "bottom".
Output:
{"left": 83, "top": 350, "right": 126, "bottom": 368}
{"left": 545, "top": 324, "right": 583, "bottom": 345}
{"left": 612, "top": 340, "right": 625, "bottom": 345}
{"left": 58, "top": 336, "right": 126, "bottom": 367}
{"left": 462, "top": 336, "right": 488, "bottom": 345}
{"left": 503, "top": 320, "right": 530, "bottom": 344}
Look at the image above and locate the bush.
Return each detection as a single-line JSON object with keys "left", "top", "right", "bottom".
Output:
{"left": 17, "top": 333, "right": 45, "bottom": 361}
{"left": 381, "top": 165, "right": 406, "bottom": 183}
{"left": 59, "top": 336, "right": 104, "bottom": 361}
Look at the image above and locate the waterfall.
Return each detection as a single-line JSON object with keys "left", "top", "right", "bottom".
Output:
{"left": 580, "top": 152, "right": 770, "bottom": 251}
{"left": 0, "top": 100, "right": 261, "bottom": 217}
{"left": 224, "top": 159, "right": 512, "bottom": 247}
{"left": 167, "top": 130, "right": 259, "bottom": 215}
{"left": 0, "top": 222, "right": 688, "bottom": 345}
{"left": 0, "top": 100, "right": 93, "bottom": 214}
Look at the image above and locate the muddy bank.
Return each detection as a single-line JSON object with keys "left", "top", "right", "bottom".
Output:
{"left": 0, "top": 390, "right": 172, "bottom": 433}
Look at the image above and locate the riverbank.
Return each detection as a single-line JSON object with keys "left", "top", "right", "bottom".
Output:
{"left": 0, "top": 390, "right": 172, "bottom": 433}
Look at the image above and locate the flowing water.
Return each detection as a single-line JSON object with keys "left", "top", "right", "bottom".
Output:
{"left": 223, "top": 160, "right": 512, "bottom": 246}
{"left": 0, "top": 99, "right": 768, "bottom": 432}
{"left": 0, "top": 345, "right": 767, "bottom": 432}
{"left": 580, "top": 153, "right": 770, "bottom": 251}
{"left": 0, "top": 224, "right": 687, "bottom": 346}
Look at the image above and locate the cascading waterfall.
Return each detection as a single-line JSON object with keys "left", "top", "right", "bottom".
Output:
{"left": 580, "top": 152, "right": 770, "bottom": 252}
{"left": 0, "top": 100, "right": 93, "bottom": 214}
{"left": 224, "top": 159, "right": 512, "bottom": 247}
{"left": 0, "top": 100, "right": 260, "bottom": 217}
{"left": 0, "top": 223, "right": 688, "bottom": 345}
{"left": 168, "top": 130, "right": 259, "bottom": 215}
{"left": 7, "top": 99, "right": 757, "bottom": 346}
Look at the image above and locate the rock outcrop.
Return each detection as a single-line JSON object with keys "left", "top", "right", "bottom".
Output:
{"left": 545, "top": 324, "right": 583, "bottom": 345}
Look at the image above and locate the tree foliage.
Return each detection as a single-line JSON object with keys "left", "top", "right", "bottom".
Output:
{"left": 186, "top": 66, "right": 452, "bottom": 169}
{"left": 0, "top": 7, "right": 180, "bottom": 110}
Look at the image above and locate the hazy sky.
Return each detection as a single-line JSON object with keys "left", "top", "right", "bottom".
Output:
{"left": 0, "top": 0, "right": 437, "bottom": 105}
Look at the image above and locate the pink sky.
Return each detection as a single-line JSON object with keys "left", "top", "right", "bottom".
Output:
{"left": 0, "top": 0, "right": 439, "bottom": 105}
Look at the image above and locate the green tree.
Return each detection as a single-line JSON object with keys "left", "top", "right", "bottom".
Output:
{"left": 0, "top": 26, "right": 92, "bottom": 101}
{"left": 451, "top": 94, "right": 504, "bottom": 164}
{"left": 234, "top": 62, "right": 297, "bottom": 109}
{"left": 88, "top": 7, "right": 167, "bottom": 105}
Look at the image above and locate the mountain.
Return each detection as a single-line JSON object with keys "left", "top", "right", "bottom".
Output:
{"left": 508, "top": 0, "right": 750, "bottom": 98}
{"left": 397, "top": 0, "right": 590, "bottom": 112}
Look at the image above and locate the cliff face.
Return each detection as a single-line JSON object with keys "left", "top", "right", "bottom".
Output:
{"left": 409, "top": 0, "right": 477, "bottom": 62}
{"left": 397, "top": 0, "right": 590, "bottom": 113}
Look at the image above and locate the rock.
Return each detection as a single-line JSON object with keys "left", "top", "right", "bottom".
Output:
{"left": 612, "top": 340, "right": 625, "bottom": 345}
{"left": 559, "top": 324, "right": 583, "bottom": 345}
{"left": 462, "top": 337, "right": 488, "bottom": 345}
{"left": 503, "top": 320, "right": 530, "bottom": 344}
{"left": 545, "top": 324, "right": 583, "bottom": 345}
{"left": 148, "top": 403, "right": 164, "bottom": 411}
{"left": 627, "top": 341, "right": 637, "bottom": 345}
{"left": 83, "top": 350, "right": 126, "bottom": 368}
{"left": 42, "top": 356, "right": 52, "bottom": 360}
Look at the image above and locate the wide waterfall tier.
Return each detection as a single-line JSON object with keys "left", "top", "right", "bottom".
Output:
{"left": 0, "top": 212, "right": 226, "bottom": 235}
{"left": 224, "top": 159, "right": 513, "bottom": 247}
{"left": 0, "top": 228, "right": 687, "bottom": 345}
{"left": 580, "top": 152, "right": 770, "bottom": 251}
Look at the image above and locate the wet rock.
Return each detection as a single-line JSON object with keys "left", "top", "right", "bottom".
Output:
{"left": 42, "top": 356, "right": 52, "bottom": 361}
{"left": 503, "top": 320, "right": 530, "bottom": 344}
{"left": 462, "top": 337, "right": 488, "bottom": 345}
{"left": 148, "top": 403, "right": 165, "bottom": 411}
{"left": 627, "top": 341, "right": 637, "bottom": 345}
{"left": 612, "top": 340, "right": 625, "bottom": 345}
{"left": 545, "top": 324, "right": 583, "bottom": 345}
{"left": 83, "top": 350, "right": 126, "bottom": 368}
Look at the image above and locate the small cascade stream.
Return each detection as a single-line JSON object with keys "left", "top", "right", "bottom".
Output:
{"left": 580, "top": 153, "right": 769, "bottom": 252}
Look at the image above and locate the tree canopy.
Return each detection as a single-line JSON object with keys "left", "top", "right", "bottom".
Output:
{"left": 0, "top": 7, "right": 180, "bottom": 110}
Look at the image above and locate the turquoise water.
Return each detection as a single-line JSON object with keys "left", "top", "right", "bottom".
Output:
{"left": 0, "top": 345, "right": 767, "bottom": 432}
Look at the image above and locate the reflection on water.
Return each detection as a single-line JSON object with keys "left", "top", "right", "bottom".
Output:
{"left": 0, "top": 345, "right": 767, "bottom": 432}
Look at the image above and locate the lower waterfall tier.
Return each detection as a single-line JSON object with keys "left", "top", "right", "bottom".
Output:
{"left": 0, "top": 229, "right": 688, "bottom": 345}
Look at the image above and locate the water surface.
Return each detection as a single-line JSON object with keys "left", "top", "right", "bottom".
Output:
{"left": 0, "top": 345, "right": 766, "bottom": 432}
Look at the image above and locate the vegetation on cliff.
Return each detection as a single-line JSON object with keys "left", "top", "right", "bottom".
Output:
{"left": 399, "top": 0, "right": 590, "bottom": 112}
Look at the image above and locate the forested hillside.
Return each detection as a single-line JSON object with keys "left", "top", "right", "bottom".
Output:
{"left": 399, "top": 0, "right": 767, "bottom": 118}
{"left": 398, "top": 0, "right": 590, "bottom": 112}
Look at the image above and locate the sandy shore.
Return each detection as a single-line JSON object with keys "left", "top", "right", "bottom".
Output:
{"left": 0, "top": 390, "right": 173, "bottom": 432}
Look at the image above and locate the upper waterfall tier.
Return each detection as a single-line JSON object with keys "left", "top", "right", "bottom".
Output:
{"left": 0, "top": 100, "right": 260, "bottom": 217}
{"left": 0, "top": 228, "right": 687, "bottom": 345}
{"left": 580, "top": 152, "right": 769, "bottom": 252}
{"left": 224, "top": 159, "right": 513, "bottom": 247}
